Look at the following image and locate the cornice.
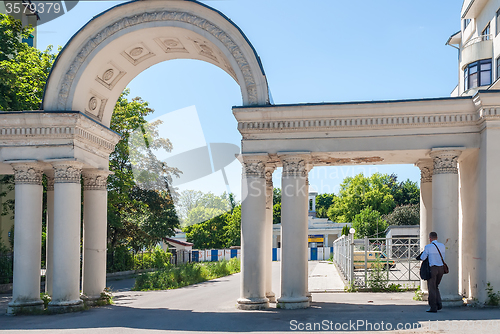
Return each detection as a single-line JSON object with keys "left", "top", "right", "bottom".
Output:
{"left": 0, "top": 113, "right": 120, "bottom": 156}
{"left": 237, "top": 113, "right": 479, "bottom": 134}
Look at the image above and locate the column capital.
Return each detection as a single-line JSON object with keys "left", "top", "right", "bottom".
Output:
{"left": 429, "top": 149, "right": 463, "bottom": 175}
{"left": 82, "top": 170, "right": 110, "bottom": 191}
{"left": 278, "top": 153, "right": 312, "bottom": 178}
{"left": 11, "top": 162, "right": 44, "bottom": 186}
{"left": 239, "top": 154, "right": 269, "bottom": 179}
{"left": 52, "top": 161, "right": 84, "bottom": 184}
{"left": 415, "top": 159, "right": 433, "bottom": 183}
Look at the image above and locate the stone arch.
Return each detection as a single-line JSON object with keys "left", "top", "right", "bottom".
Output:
{"left": 42, "top": 0, "right": 270, "bottom": 127}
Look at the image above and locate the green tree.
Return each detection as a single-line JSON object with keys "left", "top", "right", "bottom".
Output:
{"left": 385, "top": 174, "right": 420, "bottom": 206}
{"left": 352, "top": 207, "right": 388, "bottom": 239}
{"left": 383, "top": 204, "right": 419, "bottom": 226}
{"left": 184, "top": 213, "right": 229, "bottom": 249}
{"left": 273, "top": 188, "right": 281, "bottom": 205}
{"left": 327, "top": 173, "right": 395, "bottom": 223}
{"left": 107, "top": 90, "right": 180, "bottom": 257}
{"left": 177, "top": 190, "right": 235, "bottom": 227}
{"left": 273, "top": 202, "right": 281, "bottom": 224}
{"left": 224, "top": 205, "right": 241, "bottom": 246}
{"left": 315, "top": 193, "right": 335, "bottom": 218}
{"left": 0, "top": 14, "right": 56, "bottom": 111}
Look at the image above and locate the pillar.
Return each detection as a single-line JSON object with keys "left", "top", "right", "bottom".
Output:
{"left": 82, "top": 170, "right": 109, "bottom": 300}
{"left": 7, "top": 163, "right": 44, "bottom": 314}
{"left": 264, "top": 165, "right": 276, "bottom": 303}
{"left": 45, "top": 171, "right": 54, "bottom": 296}
{"left": 305, "top": 175, "right": 312, "bottom": 302}
{"left": 415, "top": 159, "right": 433, "bottom": 298}
{"left": 430, "top": 149, "right": 463, "bottom": 305}
{"left": 237, "top": 156, "right": 269, "bottom": 310}
{"left": 48, "top": 161, "right": 84, "bottom": 312}
{"left": 277, "top": 154, "right": 310, "bottom": 309}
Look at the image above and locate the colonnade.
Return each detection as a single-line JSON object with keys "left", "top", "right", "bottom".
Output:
{"left": 7, "top": 161, "right": 109, "bottom": 314}
{"left": 238, "top": 148, "right": 465, "bottom": 310}
{"left": 237, "top": 153, "right": 311, "bottom": 310}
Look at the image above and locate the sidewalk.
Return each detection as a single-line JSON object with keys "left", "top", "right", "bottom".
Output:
{"left": 308, "top": 261, "right": 345, "bottom": 292}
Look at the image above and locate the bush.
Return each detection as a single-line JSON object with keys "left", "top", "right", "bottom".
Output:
{"left": 367, "top": 258, "right": 388, "bottom": 292}
{"left": 134, "top": 246, "right": 171, "bottom": 270}
{"left": 486, "top": 282, "right": 500, "bottom": 306}
{"left": 133, "top": 258, "right": 240, "bottom": 291}
{"left": 107, "top": 245, "right": 134, "bottom": 273}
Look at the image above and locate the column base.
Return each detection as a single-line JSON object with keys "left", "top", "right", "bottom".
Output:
{"left": 48, "top": 299, "right": 84, "bottom": 313}
{"left": 237, "top": 297, "right": 269, "bottom": 310}
{"left": 7, "top": 300, "right": 44, "bottom": 315}
{"left": 441, "top": 295, "right": 464, "bottom": 307}
{"left": 266, "top": 291, "right": 276, "bottom": 303}
{"left": 306, "top": 291, "right": 312, "bottom": 303}
{"left": 80, "top": 293, "right": 110, "bottom": 307}
{"left": 277, "top": 296, "right": 310, "bottom": 309}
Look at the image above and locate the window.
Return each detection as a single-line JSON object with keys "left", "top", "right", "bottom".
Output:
{"left": 497, "top": 9, "right": 500, "bottom": 35}
{"left": 464, "top": 59, "right": 492, "bottom": 90}
{"left": 496, "top": 56, "right": 500, "bottom": 80}
{"left": 464, "top": 18, "right": 471, "bottom": 30}
{"left": 483, "top": 24, "right": 490, "bottom": 40}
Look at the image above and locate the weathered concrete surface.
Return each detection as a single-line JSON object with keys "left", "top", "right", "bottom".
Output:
{"left": 0, "top": 262, "right": 499, "bottom": 333}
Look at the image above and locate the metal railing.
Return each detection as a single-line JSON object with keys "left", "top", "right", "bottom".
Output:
{"left": 332, "top": 234, "right": 354, "bottom": 283}
{"left": 333, "top": 236, "right": 421, "bottom": 289}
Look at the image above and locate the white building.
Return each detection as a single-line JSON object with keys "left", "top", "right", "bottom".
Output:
{"left": 448, "top": 0, "right": 500, "bottom": 96}
{"left": 273, "top": 192, "right": 349, "bottom": 248}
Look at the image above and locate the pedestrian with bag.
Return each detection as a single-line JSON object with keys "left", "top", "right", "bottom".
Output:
{"left": 416, "top": 231, "right": 448, "bottom": 313}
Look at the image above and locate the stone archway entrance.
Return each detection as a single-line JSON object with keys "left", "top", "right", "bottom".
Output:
{"left": 2, "top": 0, "right": 268, "bottom": 314}
{"left": 3, "top": 0, "right": 500, "bottom": 315}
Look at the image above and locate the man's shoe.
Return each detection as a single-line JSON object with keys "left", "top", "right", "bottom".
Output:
{"left": 437, "top": 305, "right": 442, "bottom": 310}
{"left": 426, "top": 309, "right": 437, "bottom": 313}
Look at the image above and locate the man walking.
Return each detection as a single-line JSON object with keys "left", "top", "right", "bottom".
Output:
{"left": 419, "top": 232, "right": 445, "bottom": 313}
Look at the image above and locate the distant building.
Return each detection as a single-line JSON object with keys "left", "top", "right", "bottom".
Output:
{"left": 273, "top": 192, "right": 350, "bottom": 248}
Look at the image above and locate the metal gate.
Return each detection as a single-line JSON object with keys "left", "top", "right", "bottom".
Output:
{"left": 333, "top": 236, "right": 421, "bottom": 289}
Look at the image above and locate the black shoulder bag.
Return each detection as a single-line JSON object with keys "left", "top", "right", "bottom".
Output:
{"left": 433, "top": 244, "right": 449, "bottom": 274}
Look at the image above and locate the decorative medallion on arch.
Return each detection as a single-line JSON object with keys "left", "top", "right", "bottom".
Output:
{"left": 43, "top": 1, "right": 270, "bottom": 127}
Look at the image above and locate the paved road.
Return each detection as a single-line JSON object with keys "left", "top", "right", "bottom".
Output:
{"left": 1, "top": 262, "right": 499, "bottom": 333}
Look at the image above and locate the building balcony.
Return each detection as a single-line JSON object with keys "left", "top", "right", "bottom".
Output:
{"left": 460, "top": 35, "right": 492, "bottom": 70}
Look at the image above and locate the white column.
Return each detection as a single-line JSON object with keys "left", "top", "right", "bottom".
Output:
{"left": 416, "top": 159, "right": 433, "bottom": 298}
{"left": 45, "top": 171, "right": 54, "bottom": 296}
{"left": 237, "top": 156, "right": 269, "bottom": 310}
{"left": 430, "top": 149, "right": 463, "bottom": 304}
{"left": 82, "top": 170, "right": 109, "bottom": 300}
{"left": 277, "top": 155, "right": 310, "bottom": 309}
{"left": 305, "top": 175, "right": 312, "bottom": 302}
{"left": 7, "top": 163, "right": 44, "bottom": 314}
{"left": 264, "top": 165, "right": 276, "bottom": 303}
{"left": 48, "top": 161, "right": 84, "bottom": 311}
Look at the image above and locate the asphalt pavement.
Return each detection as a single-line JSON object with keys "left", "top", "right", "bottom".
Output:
{"left": 0, "top": 262, "right": 499, "bottom": 334}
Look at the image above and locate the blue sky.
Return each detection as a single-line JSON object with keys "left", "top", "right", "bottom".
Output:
{"left": 35, "top": 0, "right": 462, "bottom": 197}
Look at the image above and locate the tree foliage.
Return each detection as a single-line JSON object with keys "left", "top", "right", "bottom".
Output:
{"left": 383, "top": 204, "right": 420, "bottom": 226}
{"left": 0, "top": 14, "right": 56, "bottom": 111}
{"left": 273, "top": 202, "right": 281, "bottom": 224}
{"left": 176, "top": 190, "right": 236, "bottom": 227}
{"left": 315, "top": 193, "right": 335, "bottom": 218}
{"left": 352, "top": 207, "right": 388, "bottom": 239}
{"left": 385, "top": 174, "right": 420, "bottom": 206}
{"left": 108, "top": 90, "right": 180, "bottom": 253}
{"left": 327, "top": 173, "right": 395, "bottom": 223}
{"left": 183, "top": 205, "right": 242, "bottom": 249}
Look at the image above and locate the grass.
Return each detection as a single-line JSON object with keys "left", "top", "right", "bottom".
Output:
{"left": 133, "top": 257, "right": 240, "bottom": 291}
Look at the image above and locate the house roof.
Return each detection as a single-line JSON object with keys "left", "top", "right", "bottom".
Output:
{"left": 163, "top": 237, "right": 193, "bottom": 247}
